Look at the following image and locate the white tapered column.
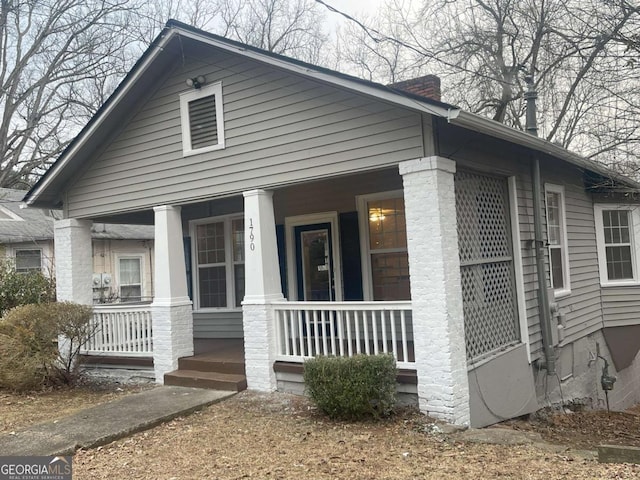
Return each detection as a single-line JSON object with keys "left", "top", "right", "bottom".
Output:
{"left": 151, "top": 205, "right": 193, "bottom": 383}
{"left": 242, "top": 189, "right": 284, "bottom": 391}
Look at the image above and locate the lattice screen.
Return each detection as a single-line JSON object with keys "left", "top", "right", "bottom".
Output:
{"left": 455, "top": 170, "right": 519, "bottom": 361}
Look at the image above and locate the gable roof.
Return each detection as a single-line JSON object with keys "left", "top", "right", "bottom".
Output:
{"left": 23, "top": 20, "right": 639, "bottom": 208}
{"left": 0, "top": 188, "right": 153, "bottom": 243}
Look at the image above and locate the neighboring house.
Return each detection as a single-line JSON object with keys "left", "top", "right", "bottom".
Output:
{"left": 0, "top": 188, "right": 155, "bottom": 303}
{"left": 22, "top": 20, "right": 640, "bottom": 427}
{"left": 0, "top": 188, "right": 56, "bottom": 274}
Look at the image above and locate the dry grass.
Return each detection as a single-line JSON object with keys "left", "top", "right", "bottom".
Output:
{"left": 4, "top": 386, "right": 640, "bottom": 478}
{"left": 0, "top": 383, "right": 150, "bottom": 434}
{"left": 71, "top": 391, "right": 640, "bottom": 480}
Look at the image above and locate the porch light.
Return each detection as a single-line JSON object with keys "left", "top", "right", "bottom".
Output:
{"left": 186, "top": 75, "right": 206, "bottom": 89}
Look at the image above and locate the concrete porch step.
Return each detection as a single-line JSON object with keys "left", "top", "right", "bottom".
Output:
{"left": 164, "top": 370, "right": 247, "bottom": 391}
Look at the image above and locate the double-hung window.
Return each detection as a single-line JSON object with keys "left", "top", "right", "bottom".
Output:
{"left": 544, "top": 184, "right": 570, "bottom": 295}
{"left": 15, "top": 249, "right": 42, "bottom": 273}
{"left": 180, "top": 81, "right": 225, "bottom": 156}
{"left": 118, "top": 256, "right": 143, "bottom": 302}
{"left": 358, "top": 191, "right": 410, "bottom": 301}
{"left": 192, "top": 216, "right": 245, "bottom": 309}
{"left": 594, "top": 205, "right": 640, "bottom": 285}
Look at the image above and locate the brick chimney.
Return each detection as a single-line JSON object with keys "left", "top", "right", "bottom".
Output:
{"left": 389, "top": 75, "right": 441, "bottom": 102}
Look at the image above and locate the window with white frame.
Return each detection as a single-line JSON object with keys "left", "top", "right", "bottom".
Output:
{"left": 180, "top": 82, "right": 225, "bottom": 156}
{"left": 545, "top": 184, "right": 570, "bottom": 294}
{"left": 358, "top": 192, "right": 410, "bottom": 301}
{"left": 15, "top": 249, "right": 42, "bottom": 273}
{"left": 192, "top": 216, "right": 244, "bottom": 309}
{"left": 118, "top": 256, "right": 143, "bottom": 302}
{"left": 594, "top": 205, "right": 640, "bottom": 285}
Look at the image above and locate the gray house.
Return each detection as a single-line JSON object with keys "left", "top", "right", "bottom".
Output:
{"left": 23, "top": 20, "right": 640, "bottom": 427}
{"left": 0, "top": 188, "right": 155, "bottom": 303}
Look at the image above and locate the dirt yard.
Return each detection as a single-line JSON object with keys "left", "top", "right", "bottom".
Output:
{"left": 0, "top": 382, "right": 149, "bottom": 434}
{"left": 4, "top": 386, "right": 640, "bottom": 478}
{"left": 62, "top": 391, "right": 640, "bottom": 480}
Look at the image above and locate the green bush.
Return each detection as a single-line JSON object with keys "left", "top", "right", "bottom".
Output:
{"left": 303, "top": 354, "right": 397, "bottom": 420}
{"left": 0, "top": 302, "right": 95, "bottom": 390}
{"left": 0, "top": 260, "right": 56, "bottom": 317}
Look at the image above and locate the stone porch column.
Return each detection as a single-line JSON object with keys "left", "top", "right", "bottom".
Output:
{"left": 151, "top": 205, "right": 193, "bottom": 384}
{"left": 242, "top": 189, "right": 284, "bottom": 391}
{"left": 399, "top": 156, "right": 470, "bottom": 426}
{"left": 54, "top": 218, "right": 93, "bottom": 303}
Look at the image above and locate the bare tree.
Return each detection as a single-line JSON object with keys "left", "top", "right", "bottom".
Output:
{"left": 335, "top": 5, "right": 419, "bottom": 83}
{"left": 332, "top": 0, "right": 640, "bottom": 171}
{"left": 0, "top": 0, "right": 142, "bottom": 189}
{"left": 222, "top": 0, "right": 328, "bottom": 63}
{"left": 139, "top": 0, "right": 329, "bottom": 62}
{"left": 0, "top": 0, "right": 330, "bottom": 189}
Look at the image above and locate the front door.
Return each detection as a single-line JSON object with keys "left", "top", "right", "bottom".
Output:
{"left": 294, "top": 223, "right": 335, "bottom": 301}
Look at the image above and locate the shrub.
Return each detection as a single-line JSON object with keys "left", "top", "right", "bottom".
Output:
{"left": 0, "top": 302, "right": 95, "bottom": 390}
{"left": 303, "top": 354, "right": 397, "bottom": 420}
{"left": 0, "top": 260, "right": 56, "bottom": 317}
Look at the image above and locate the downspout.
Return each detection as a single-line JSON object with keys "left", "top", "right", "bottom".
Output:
{"left": 525, "top": 76, "right": 556, "bottom": 376}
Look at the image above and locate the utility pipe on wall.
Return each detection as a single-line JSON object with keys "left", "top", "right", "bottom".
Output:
{"left": 525, "top": 76, "right": 556, "bottom": 376}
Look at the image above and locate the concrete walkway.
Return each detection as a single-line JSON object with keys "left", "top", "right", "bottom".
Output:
{"left": 0, "top": 386, "right": 234, "bottom": 456}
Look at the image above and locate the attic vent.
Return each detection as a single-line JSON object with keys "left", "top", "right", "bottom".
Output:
{"left": 189, "top": 95, "right": 218, "bottom": 149}
{"left": 180, "top": 81, "right": 225, "bottom": 156}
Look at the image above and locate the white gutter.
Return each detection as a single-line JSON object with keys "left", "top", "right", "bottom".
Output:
{"left": 451, "top": 111, "right": 640, "bottom": 189}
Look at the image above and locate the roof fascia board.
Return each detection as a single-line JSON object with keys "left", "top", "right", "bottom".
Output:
{"left": 25, "top": 30, "right": 178, "bottom": 206}
{"left": 175, "top": 29, "right": 461, "bottom": 120}
{"left": 451, "top": 111, "right": 640, "bottom": 189}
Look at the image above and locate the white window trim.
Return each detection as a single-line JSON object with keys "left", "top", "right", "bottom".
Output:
{"left": 8, "top": 243, "right": 54, "bottom": 275}
{"left": 13, "top": 247, "right": 43, "bottom": 273}
{"left": 356, "top": 190, "right": 405, "bottom": 301}
{"left": 594, "top": 204, "right": 640, "bottom": 287}
{"left": 508, "top": 177, "right": 531, "bottom": 362}
{"left": 180, "top": 81, "right": 225, "bottom": 157}
{"left": 544, "top": 184, "right": 571, "bottom": 297}
{"left": 190, "top": 213, "right": 243, "bottom": 312}
{"left": 284, "top": 212, "right": 342, "bottom": 301}
{"left": 115, "top": 254, "right": 145, "bottom": 301}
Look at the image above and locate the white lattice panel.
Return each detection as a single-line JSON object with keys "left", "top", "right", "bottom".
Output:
{"left": 455, "top": 170, "right": 519, "bottom": 361}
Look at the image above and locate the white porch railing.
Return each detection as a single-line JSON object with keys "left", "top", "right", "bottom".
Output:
{"left": 273, "top": 301, "right": 414, "bottom": 369}
{"left": 82, "top": 304, "right": 153, "bottom": 356}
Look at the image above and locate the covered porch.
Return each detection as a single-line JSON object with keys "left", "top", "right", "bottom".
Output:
{"left": 64, "top": 157, "right": 470, "bottom": 425}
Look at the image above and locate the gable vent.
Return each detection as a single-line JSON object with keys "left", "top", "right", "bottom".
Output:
{"left": 189, "top": 95, "right": 218, "bottom": 149}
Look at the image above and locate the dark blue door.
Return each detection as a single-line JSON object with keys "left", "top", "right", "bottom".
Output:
{"left": 294, "top": 223, "right": 335, "bottom": 301}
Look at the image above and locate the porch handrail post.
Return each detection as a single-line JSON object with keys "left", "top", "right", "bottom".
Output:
{"left": 400, "top": 156, "right": 470, "bottom": 426}
{"left": 242, "top": 189, "right": 284, "bottom": 391}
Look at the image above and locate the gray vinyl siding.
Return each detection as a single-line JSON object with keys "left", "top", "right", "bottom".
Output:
{"left": 193, "top": 311, "right": 243, "bottom": 338}
{"left": 439, "top": 125, "right": 606, "bottom": 358}
{"left": 602, "top": 288, "right": 640, "bottom": 326}
{"left": 543, "top": 163, "right": 605, "bottom": 344}
{"left": 66, "top": 50, "right": 423, "bottom": 218}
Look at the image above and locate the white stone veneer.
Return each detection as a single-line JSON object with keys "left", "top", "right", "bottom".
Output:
{"left": 399, "top": 156, "right": 470, "bottom": 426}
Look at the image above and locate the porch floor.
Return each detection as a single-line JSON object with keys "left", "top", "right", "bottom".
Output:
{"left": 164, "top": 339, "right": 247, "bottom": 391}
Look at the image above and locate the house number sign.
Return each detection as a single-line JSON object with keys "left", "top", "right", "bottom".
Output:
{"left": 249, "top": 218, "right": 255, "bottom": 251}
